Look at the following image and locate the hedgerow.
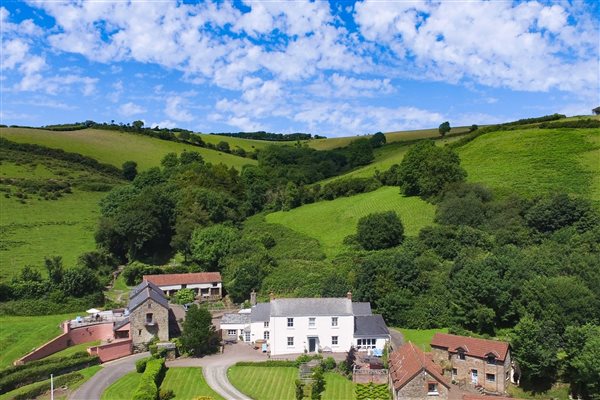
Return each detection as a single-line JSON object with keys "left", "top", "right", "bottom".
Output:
{"left": 539, "top": 119, "right": 600, "bottom": 129}
{"left": 131, "top": 358, "right": 166, "bottom": 400}
{"left": 0, "top": 354, "right": 99, "bottom": 393}
{"left": 0, "top": 351, "right": 89, "bottom": 379}
{"left": 12, "top": 371, "right": 84, "bottom": 400}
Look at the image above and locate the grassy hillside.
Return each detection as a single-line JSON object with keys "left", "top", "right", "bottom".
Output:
{"left": 0, "top": 128, "right": 256, "bottom": 171}
{"left": 0, "top": 145, "right": 121, "bottom": 279}
{"left": 308, "top": 126, "right": 471, "bottom": 150}
{"left": 459, "top": 127, "right": 600, "bottom": 202}
{"left": 266, "top": 187, "right": 436, "bottom": 257}
{"left": 0, "top": 313, "right": 77, "bottom": 368}
{"left": 198, "top": 133, "right": 285, "bottom": 153}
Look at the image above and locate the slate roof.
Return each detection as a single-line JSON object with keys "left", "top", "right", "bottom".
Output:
{"left": 143, "top": 272, "right": 222, "bottom": 286}
{"left": 250, "top": 303, "right": 271, "bottom": 322}
{"left": 389, "top": 342, "right": 449, "bottom": 391}
{"left": 354, "top": 315, "right": 389, "bottom": 336}
{"left": 352, "top": 302, "right": 372, "bottom": 316}
{"left": 221, "top": 313, "right": 251, "bottom": 325}
{"left": 128, "top": 280, "right": 169, "bottom": 312}
{"left": 113, "top": 317, "right": 130, "bottom": 331}
{"left": 270, "top": 298, "right": 354, "bottom": 317}
{"left": 431, "top": 333, "right": 510, "bottom": 362}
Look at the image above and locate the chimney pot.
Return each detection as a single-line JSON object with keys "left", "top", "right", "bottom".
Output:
{"left": 347, "top": 291, "right": 352, "bottom": 300}
{"left": 269, "top": 291, "right": 275, "bottom": 301}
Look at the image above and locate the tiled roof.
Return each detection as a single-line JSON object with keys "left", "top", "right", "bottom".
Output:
{"left": 354, "top": 315, "right": 389, "bottom": 336}
{"left": 250, "top": 303, "right": 271, "bottom": 322}
{"left": 463, "top": 396, "right": 518, "bottom": 400}
{"left": 352, "top": 302, "right": 372, "bottom": 316}
{"left": 143, "top": 272, "right": 222, "bottom": 286}
{"left": 389, "top": 342, "right": 449, "bottom": 391}
{"left": 270, "top": 298, "right": 354, "bottom": 317}
{"left": 221, "top": 313, "right": 251, "bottom": 325}
{"left": 431, "top": 333, "right": 510, "bottom": 362}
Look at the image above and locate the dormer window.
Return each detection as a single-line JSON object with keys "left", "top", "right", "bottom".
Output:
{"left": 458, "top": 350, "right": 466, "bottom": 360}
{"left": 486, "top": 355, "right": 496, "bottom": 365}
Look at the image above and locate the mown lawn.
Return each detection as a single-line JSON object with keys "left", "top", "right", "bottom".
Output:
{"left": 266, "top": 187, "right": 436, "bottom": 257}
{"left": 508, "top": 383, "right": 569, "bottom": 400}
{"left": 0, "top": 127, "right": 256, "bottom": 171}
{"left": 458, "top": 128, "right": 600, "bottom": 202}
{"left": 160, "top": 367, "right": 224, "bottom": 400}
{"left": 101, "top": 371, "right": 141, "bottom": 400}
{"left": 46, "top": 340, "right": 101, "bottom": 360}
{"left": 0, "top": 313, "right": 78, "bottom": 369}
{"left": 228, "top": 366, "right": 354, "bottom": 400}
{"left": 396, "top": 328, "right": 448, "bottom": 351}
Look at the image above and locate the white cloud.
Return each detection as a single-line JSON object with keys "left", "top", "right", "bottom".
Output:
{"left": 119, "top": 102, "right": 146, "bottom": 117}
{"left": 150, "top": 120, "right": 178, "bottom": 129}
{"left": 165, "top": 96, "right": 194, "bottom": 122}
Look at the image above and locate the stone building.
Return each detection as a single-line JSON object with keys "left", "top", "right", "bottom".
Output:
{"left": 127, "top": 280, "right": 170, "bottom": 350}
{"left": 143, "top": 272, "right": 222, "bottom": 300}
{"left": 389, "top": 342, "right": 450, "bottom": 400}
{"left": 430, "top": 333, "right": 512, "bottom": 394}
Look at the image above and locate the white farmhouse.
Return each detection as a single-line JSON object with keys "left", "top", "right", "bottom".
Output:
{"left": 220, "top": 294, "right": 390, "bottom": 356}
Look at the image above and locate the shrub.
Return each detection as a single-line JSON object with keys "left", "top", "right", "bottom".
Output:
{"left": 12, "top": 372, "right": 84, "bottom": 400}
{"left": 136, "top": 357, "right": 149, "bottom": 373}
{"left": 159, "top": 388, "right": 176, "bottom": 400}
{"left": 131, "top": 358, "right": 166, "bottom": 400}
{"left": 356, "top": 211, "right": 404, "bottom": 250}
{"left": 321, "top": 357, "right": 336, "bottom": 371}
{"left": 0, "top": 354, "right": 99, "bottom": 393}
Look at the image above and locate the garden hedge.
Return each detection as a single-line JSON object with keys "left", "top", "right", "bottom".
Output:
{"left": 131, "top": 358, "right": 166, "bottom": 400}
{"left": 12, "top": 372, "right": 84, "bottom": 400}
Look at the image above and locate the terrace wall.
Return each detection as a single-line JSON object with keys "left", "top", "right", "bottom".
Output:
{"left": 87, "top": 339, "right": 133, "bottom": 362}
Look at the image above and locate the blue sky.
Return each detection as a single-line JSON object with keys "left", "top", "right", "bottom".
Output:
{"left": 1, "top": 0, "right": 598, "bottom": 137}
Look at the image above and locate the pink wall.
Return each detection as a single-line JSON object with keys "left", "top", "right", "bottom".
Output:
{"left": 88, "top": 339, "right": 133, "bottom": 362}
{"left": 15, "top": 322, "right": 125, "bottom": 365}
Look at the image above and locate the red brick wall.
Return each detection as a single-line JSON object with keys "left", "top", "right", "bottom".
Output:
{"left": 87, "top": 339, "right": 132, "bottom": 362}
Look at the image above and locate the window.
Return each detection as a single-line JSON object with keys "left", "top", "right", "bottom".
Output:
{"left": 486, "top": 373, "right": 496, "bottom": 382}
{"left": 148, "top": 302, "right": 152, "bottom": 309}
{"left": 264, "top": 321, "right": 269, "bottom": 328}
{"left": 309, "top": 317, "right": 316, "bottom": 328}
{"left": 212, "top": 282, "right": 218, "bottom": 286}
{"left": 458, "top": 351, "right": 466, "bottom": 360}
{"left": 287, "top": 337, "right": 294, "bottom": 346}
{"left": 138, "top": 329, "right": 142, "bottom": 336}
{"left": 264, "top": 331, "right": 270, "bottom": 340}
{"left": 427, "top": 383, "right": 438, "bottom": 395}
{"left": 332, "top": 336, "right": 338, "bottom": 346}
{"left": 357, "top": 338, "right": 377, "bottom": 349}
{"left": 486, "top": 356, "right": 496, "bottom": 365}
{"left": 331, "top": 317, "right": 338, "bottom": 327}
{"left": 227, "top": 329, "right": 237, "bottom": 335}
{"left": 145, "top": 313, "right": 153, "bottom": 323}
{"left": 452, "top": 368, "right": 457, "bottom": 378}
{"left": 287, "top": 318, "right": 294, "bottom": 327}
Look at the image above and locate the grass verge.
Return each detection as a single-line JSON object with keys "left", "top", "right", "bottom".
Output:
{"left": 160, "top": 367, "right": 224, "bottom": 400}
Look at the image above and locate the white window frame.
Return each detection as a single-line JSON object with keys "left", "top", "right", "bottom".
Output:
{"left": 227, "top": 329, "right": 237, "bottom": 335}
{"left": 287, "top": 318, "right": 294, "bottom": 327}
{"left": 331, "top": 317, "right": 338, "bottom": 327}
{"left": 427, "top": 383, "right": 439, "bottom": 395}
{"left": 287, "top": 337, "right": 294, "bottom": 347}
{"left": 332, "top": 336, "right": 338, "bottom": 346}
{"left": 264, "top": 331, "right": 270, "bottom": 340}
{"left": 357, "top": 338, "right": 377, "bottom": 349}
{"left": 308, "top": 317, "right": 316, "bottom": 328}
{"left": 264, "top": 321, "right": 269, "bottom": 328}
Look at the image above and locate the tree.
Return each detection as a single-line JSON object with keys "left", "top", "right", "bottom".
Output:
{"left": 180, "top": 151, "right": 203, "bottom": 165}
{"left": 510, "top": 316, "right": 560, "bottom": 389}
{"left": 438, "top": 121, "right": 451, "bottom": 137}
{"left": 469, "top": 124, "right": 478, "bottom": 132}
{"left": 61, "top": 267, "right": 102, "bottom": 297}
{"left": 45, "top": 256, "right": 64, "bottom": 286}
{"left": 190, "top": 225, "right": 238, "bottom": 270}
{"left": 122, "top": 161, "right": 138, "bottom": 181}
{"left": 216, "top": 141, "right": 230, "bottom": 152}
{"left": 174, "top": 288, "right": 196, "bottom": 304}
{"left": 356, "top": 211, "right": 404, "bottom": 250}
{"left": 181, "top": 304, "right": 218, "bottom": 356}
{"left": 20, "top": 266, "right": 43, "bottom": 282}
{"left": 564, "top": 325, "right": 600, "bottom": 399}
{"left": 369, "top": 132, "right": 386, "bottom": 148}
{"left": 593, "top": 106, "right": 600, "bottom": 115}
{"left": 524, "top": 193, "right": 599, "bottom": 234}
{"left": 132, "top": 120, "right": 144, "bottom": 130}
{"left": 161, "top": 153, "right": 179, "bottom": 169}
{"left": 397, "top": 140, "right": 466, "bottom": 198}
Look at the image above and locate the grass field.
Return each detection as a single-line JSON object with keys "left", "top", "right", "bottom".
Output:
{"left": 198, "top": 133, "right": 285, "bottom": 153}
{"left": 458, "top": 128, "right": 600, "bottom": 202}
{"left": 0, "top": 189, "right": 105, "bottom": 280}
{"left": 396, "top": 328, "right": 448, "bottom": 351}
{"left": 228, "top": 366, "right": 354, "bottom": 400}
{"left": 160, "top": 367, "right": 224, "bottom": 400}
{"left": 508, "top": 383, "right": 569, "bottom": 400}
{"left": 266, "top": 187, "right": 436, "bottom": 257}
{"left": 0, "top": 365, "right": 102, "bottom": 400}
{"left": 0, "top": 128, "right": 256, "bottom": 171}
{"left": 308, "top": 126, "right": 471, "bottom": 150}
{"left": 0, "top": 313, "right": 78, "bottom": 369}
{"left": 101, "top": 371, "right": 141, "bottom": 400}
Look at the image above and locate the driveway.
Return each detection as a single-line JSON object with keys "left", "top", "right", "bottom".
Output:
{"left": 389, "top": 328, "right": 404, "bottom": 350}
{"left": 70, "top": 352, "right": 149, "bottom": 400}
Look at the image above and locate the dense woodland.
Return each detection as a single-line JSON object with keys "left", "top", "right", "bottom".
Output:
{"left": 1, "top": 116, "right": 599, "bottom": 398}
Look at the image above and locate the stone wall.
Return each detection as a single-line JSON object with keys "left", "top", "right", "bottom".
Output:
{"left": 394, "top": 370, "right": 449, "bottom": 400}
{"left": 129, "top": 298, "right": 169, "bottom": 350}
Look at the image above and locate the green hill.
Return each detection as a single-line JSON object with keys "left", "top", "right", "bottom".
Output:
{"left": 265, "top": 186, "right": 436, "bottom": 258}
{"left": 0, "top": 144, "right": 124, "bottom": 279}
{"left": 0, "top": 128, "right": 255, "bottom": 171}
{"left": 458, "top": 127, "right": 600, "bottom": 202}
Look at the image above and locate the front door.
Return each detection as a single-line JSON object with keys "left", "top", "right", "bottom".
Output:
{"left": 308, "top": 337, "right": 316, "bottom": 352}
{"left": 471, "top": 369, "right": 478, "bottom": 385}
